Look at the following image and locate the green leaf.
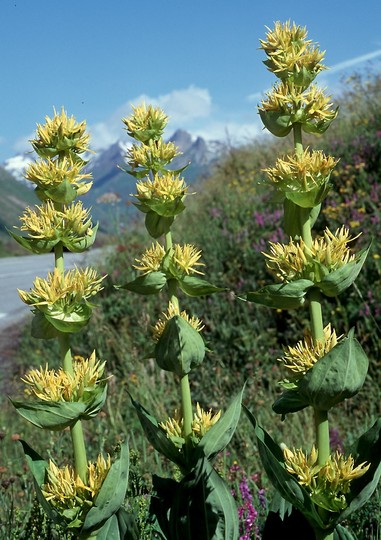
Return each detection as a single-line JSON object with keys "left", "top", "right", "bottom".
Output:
{"left": 197, "top": 385, "right": 245, "bottom": 461}
{"left": 246, "top": 280, "right": 314, "bottom": 309}
{"left": 298, "top": 329, "right": 369, "bottom": 411}
{"left": 178, "top": 275, "right": 226, "bottom": 297}
{"left": 31, "top": 311, "right": 60, "bottom": 339}
{"left": 12, "top": 384, "right": 108, "bottom": 430}
{"left": 169, "top": 458, "right": 239, "bottom": 540}
{"left": 146, "top": 197, "right": 186, "bottom": 218}
{"left": 19, "top": 440, "right": 62, "bottom": 525}
{"left": 318, "top": 245, "right": 370, "bottom": 297}
{"left": 82, "top": 440, "right": 130, "bottom": 532}
{"left": 283, "top": 200, "right": 321, "bottom": 237}
{"left": 145, "top": 211, "right": 174, "bottom": 238}
{"left": 155, "top": 315, "right": 205, "bottom": 376}
{"left": 130, "top": 396, "right": 186, "bottom": 468}
{"left": 45, "top": 304, "right": 93, "bottom": 333}
{"left": 119, "top": 271, "right": 167, "bottom": 295}
{"left": 285, "top": 183, "right": 330, "bottom": 210}
{"left": 7, "top": 230, "right": 57, "bottom": 254}
{"left": 272, "top": 389, "right": 310, "bottom": 416}
{"left": 243, "top": 407, "right": 325, "bottom": 530}
{"left": 38, "top": 178, "right": 78, "bottom": 204}
{"left": 66, "top": 223, "right": 99, "bottom": 253}
{"left": 259, "top": 109, "right": 293, "bottom": 137}
{"left": 334, "top": 524, "right": 358, "bottom": 540}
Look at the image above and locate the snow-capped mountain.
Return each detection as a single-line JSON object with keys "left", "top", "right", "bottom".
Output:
{"left": 1, "top": 130, "right": 223, "bottom": 232}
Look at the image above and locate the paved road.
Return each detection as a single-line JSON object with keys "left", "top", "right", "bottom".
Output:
{"left": 0, "top": 249, "right": 105, "bottom": 331}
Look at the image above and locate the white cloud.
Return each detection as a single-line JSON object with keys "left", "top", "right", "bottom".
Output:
{"left": 326, "top": 49, "right": 381, "bottom": 76}
{"left": 89, "top": 85, "right": 212, "bottom": 150}
{"left": 13, "top": 132, "right": 34, "bottom": 154}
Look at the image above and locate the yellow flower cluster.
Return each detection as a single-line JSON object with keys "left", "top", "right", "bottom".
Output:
{"left": 122, "top": 103, "right": 168, "bottom": 142}
{"left": 18, "top": 200, "right": 93, "bottom": 240}
{"left": 283, "top": 445, "right": 370, "bottom": 511}
{"left": 263, "top": 148, "right": 338, "bottom": 192}
{"left": 259, "top": 21, "right": 326, "bottom": 80}
{"left": 31, "top": 107, "right": 90, "bottom": 156}
{"left": 25, "top": 156, "right": 92, "bottom": 194}
{"left": 264, "top": 226, "right": 358, "bottom": 282}
{"left": 127, "top": 139, "right": 180, "bottom": 170}
{"left": 152, "top": 301, "right": 204, "bottom": 341}
{"left": 133, "top": 242, "right": 204, "bottom": 277}
{"left": 279, "top": 324, "right": 342, "bottom": 382}
{"left": 160, "top": 402, "right": 221, "bottom": 448}
{"left": 172, "top": 244, "right": 205, "bottom": 275}
{"left": 42, "top": 453, "right": 111, "bottom": 508}
{"left": 18, "top": 267, "right": 105, "bottom": 309}
{"left": 134, "top": 171, "right": 188, "bottom": 203}
{"left": 133, "top": 242, "right": 166, "bottom": 274}
{"left": 22, "top": 351, "right": 107, "bottom": 401}
{"left": 259, "top": 82, "right": 337, "bottom": 123}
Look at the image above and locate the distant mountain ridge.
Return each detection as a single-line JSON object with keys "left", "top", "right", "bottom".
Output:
{"left": 1, "top": 130, "right": 222, "bottom": 233}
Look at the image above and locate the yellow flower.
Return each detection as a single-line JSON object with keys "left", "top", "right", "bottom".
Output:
{"left": 152, "top": 301, "right": 204, "bottom": 341}
{"left": 42, "top": 454, "right": 111, "bottom": 511}
{"left": 31, "top": 107, "right": 90, "bottom": 157}
{"left": 18, "top": 200, "right": 93, "bottom": 240}
{"left": 122, "top": 103, "right": 168, "bottom": 142}
{"left": 263, "top": 226, "right": 359, "bottom": 282}
{"left": 160, "top": 403, "right": 221, "bottom": 448}
{"left": 22, "top": 351, "right": 107, "bottom": 401}
{"left": 18, "top": 267, "right": 105, "bottom": 310}
{"left": 191, "top": 402, "right": 221, "bottom": 439}
{"left": 279, "top": 324, "right": 342, "bottom": 382}
{"left": 172, "top": 243, "right": 205, "bottom": 275}
{"left": 134, "top": 171, "right": 188, "bottom": 203}
{"left": 259, "top": 21, "right": 326, "bottom": 82}
{"left": 283, "top": 446, "right": 370, "bottom": 511}
{"left": 263, "top": 148, "right": 338, "bottom": 192}
{"left": 133, "top": 242, "right": 166, "bottom": 274}
{"left": 127, "top": 139, "right": 180, "bottom": 170}
{"left": 25, "top": 156, "right": 92, "bottom": 195}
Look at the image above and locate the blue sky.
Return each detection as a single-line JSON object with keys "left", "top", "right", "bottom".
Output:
{"left": 1, "top": 0, "right": 381, "bottom": 162}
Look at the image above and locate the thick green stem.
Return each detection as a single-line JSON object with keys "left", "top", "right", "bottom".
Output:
{"left": 164, "top": 230, "right": 193, "bottom": 441}
{"left": 180, "top": 374, "right": 193, "bottom": 441}
{"left": 293, "top": 122, "right": 303, "bottom": 157}
{"left": 55, "top": 243, "right": 88, "bottom": 482}
{"left": 308, "top": 288, "right": 325, "bottom": 344}
{"left": 58, "top": 332, "right": 88, "bottom": 482}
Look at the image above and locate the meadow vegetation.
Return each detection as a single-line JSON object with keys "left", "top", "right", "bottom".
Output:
{"left": 1, "top": 63, "right": 381, "bottom": 538}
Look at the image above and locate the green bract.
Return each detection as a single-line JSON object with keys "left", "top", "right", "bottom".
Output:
{"left": 154, "top": 316, "right": 205, "bottom": 377}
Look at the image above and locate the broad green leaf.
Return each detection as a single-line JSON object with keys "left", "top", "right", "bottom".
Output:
{"left": 178, "top": 275, "right": 226, "bottom": 297}
{"left": 19, "top": 440, "right": 62, "bottom": 525}
{"left": 259, "top": 109, "right": 293, "bottom": 137}
{"left": 45, "top": 304, "right": 93, "bottom": 333}
{"left": 169, "top": 458, "right": 239, "bottom": 540}
{"left": 82, "top": 440, "right": 130, "bottom": 532}
{"left": 243, "top": 407, "right": 325, "bottom": 530}
{"left": 145, "top": 211, "right": 174, "bottom": 238}
{"left": 334, "top": 525, "right": 358, "bottom": 540}
{"left": 146, "top": 196, "right": 186, "bottom": 218}
{"left": 43, "top": 178, "right": 78, "bottom": 204}
{"left": 31, "top": 311, "right": 59, "bottom": 339}
{"left": 7, "top": 230, "right": 56, "bottom": 254}
{"left": 285, "top": 183, "right": 330, "bottom": 209}
{"left": 298, "top": 329, "right": 369, "bottom": 411}
{"left": 283, "top": 199, "right": 321, "bottom": 237}
{"left": 246, "top": 279, "right": 314, "bottom": 309}
{"left": 318, "top": 246, "right": 370, "bottom": 297}
{"left": 197, "top": 385, "right": 245, "bottom": 461}
{"left": 12, "top": 384, "right": 107, "bottom": 430}
{"left": 155, "top": 315, "right": 205, "bottom": 376}
{"left": 93, "top": 509, "right": 139, "bottom": 540}
{"left": 272, "top": 389, "right": 310, "bottom": 416}
{"left": 130, "top": 396, "right": 186, "bottom": 468}
{"left": 118, "top": 271, "right": 167, "bottom": 295}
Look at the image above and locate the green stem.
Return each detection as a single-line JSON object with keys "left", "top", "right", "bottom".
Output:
{"left": 180, "top": 374, "right": 193, "bottom": 441}
{"left": 293, "top": 122, "right": 303, "bottom": 157}
{"left": 55, "top": 243, "right": 88, "bottom": 483}
{"left": 164, "top": 230, "right": 193, "bottom": 441}
{"left": 58, "top": 332, "right": 88, "bottom": 482}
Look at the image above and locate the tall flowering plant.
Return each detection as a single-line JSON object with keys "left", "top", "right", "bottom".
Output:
{"left": 10, "top": 109, "right": 136, "bottom": 539}
{"left": 119, "top": 103, "right": 244, "bottom": 539}
{"left": 244, "top": 22, "right": 381, "bottom": 540}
